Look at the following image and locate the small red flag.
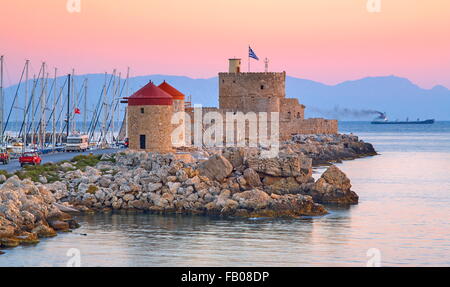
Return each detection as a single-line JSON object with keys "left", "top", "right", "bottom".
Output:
{"left": 74, "top": 108, "right": 81, "bottom": 114}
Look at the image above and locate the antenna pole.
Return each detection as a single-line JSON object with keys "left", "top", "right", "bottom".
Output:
{"left": 264, "top": 58, "right": 269, "bottom": 72}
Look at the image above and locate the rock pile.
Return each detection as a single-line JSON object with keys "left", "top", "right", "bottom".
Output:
{"left": 0, "top": 176, "right": 79, "bottom": 250}
{"left": 288, "top": 134, "right": 377, "bottom": 165}
{"left": 44, "top": 149, "right": 357, "bottom": 219}
{"left": 0, "top": 133, "right": 371, "bottom": 253}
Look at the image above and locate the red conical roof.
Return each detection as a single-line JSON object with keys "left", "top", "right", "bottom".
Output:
{"left": 124, "top": 81, "right": 173, "bottom": 106}
{"left": 158, "top": 81, "right": 185, "bottom": 100}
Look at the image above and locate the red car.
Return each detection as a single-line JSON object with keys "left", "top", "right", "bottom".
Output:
{"left": 19, "top": 152, "right": 42, "bottom": 167}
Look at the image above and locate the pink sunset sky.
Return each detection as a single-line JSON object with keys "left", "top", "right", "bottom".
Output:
{"left": 1, "top": 0, "right": 450, "bottom": 89}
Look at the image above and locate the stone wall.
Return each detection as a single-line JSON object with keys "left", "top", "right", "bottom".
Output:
{"left": 280, "top": 98, "right": 305, "bottom": 121}
{"left": 280, "top": 118, "right": 338, "bottom": 139}
{"left": 128, "top": 105, "right": 174, "bottom": 153}
{"left": 184, "top": 108, "right": 337, "bottom": 145}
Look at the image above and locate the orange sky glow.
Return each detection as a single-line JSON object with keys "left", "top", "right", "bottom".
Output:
{"left": 1, "top": 0, "right": 450, "bottom": 88}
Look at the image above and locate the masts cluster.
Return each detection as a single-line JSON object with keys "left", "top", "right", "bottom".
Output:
{"left": 0, "top": 56, "right": 130, "bottom": 152}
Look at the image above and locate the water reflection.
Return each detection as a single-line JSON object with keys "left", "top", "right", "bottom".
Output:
{"left": 2, "top": 123, "right": 450, "bottom": 266}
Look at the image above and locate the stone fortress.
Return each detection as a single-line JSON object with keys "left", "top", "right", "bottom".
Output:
{"left": 124, "top": 58, "right": 338, "bottom": 152}
{"left": 185, "top": 58, "right": 337, "bottom": 142}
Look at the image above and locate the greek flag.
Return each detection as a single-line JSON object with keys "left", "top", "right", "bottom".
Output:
{"left": 249, "top": 46, "right": 259, "bottom": 60}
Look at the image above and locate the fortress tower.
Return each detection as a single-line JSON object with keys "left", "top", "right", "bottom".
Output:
{"left": 219, "top": 59, "right": 286, "bottom": 113}
{"left": 216, "top": 58, "right": 336, "bottom": 138}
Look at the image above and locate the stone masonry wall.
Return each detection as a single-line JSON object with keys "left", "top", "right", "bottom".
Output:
{"left": 128, "top": 105, "right": 174, "bottom": 153}
{"left": 280, "top": 118, "right": 338, "bottom": 139}
{"left": 184, "top": 108, "right": 337, "bottom": 144}
{"left": 219, "top": 72, "right": 286, "bottom": 112}
{"left": 280, "top": 98, "right": 305, "bottom": 121}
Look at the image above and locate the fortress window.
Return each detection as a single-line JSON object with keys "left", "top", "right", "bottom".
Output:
{"left": 222, "top": 79, "right": 224, "bottom": 83}
{"left": 140, "top": 108, "right": 145, "bottom": 114}
{"left": 297, "top": 112, "right": 301, "bottom": 118}
{"left": 260, "top": 85, "right": 264, "bottom": 90}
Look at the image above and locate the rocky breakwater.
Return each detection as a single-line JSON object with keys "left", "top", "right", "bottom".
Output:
{"left": 0, "top": 176, "right": 79, "bottom": 253}
{"left": 48, "top": 149, "right": 357, "bottom": 219}
{"left": 288, "top": 134, "right": 377, "bottom": 165}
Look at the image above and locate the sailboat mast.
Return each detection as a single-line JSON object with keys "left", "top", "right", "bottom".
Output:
{"left": 83, "top": 78, "right": 87, "bottom": 134}
{"left": 67, "top": 74, "right": 70, "bottom": 137}
{"left": 31, "top": 74, "right": 36, "bottom": 147}
{"left": 52, "top": 68, "right": 57, "bottom": 150}
{"left": 0, "top": 55, "right": 4, "bottom": 144}
{"left": 102, "top": 72, "right": 107, "bottom": 146}
{"left": 23, "top": 60, "right": 29, "bottom": 153}
{"left": 40, "top": 63, "right": 47, "bottom": 150}
{"left": 125, "top": 67, "right": 130, "bottom": 140}
{"left": 71, "top": 69, "right": 75, "bottom": 133}
{"left": 111, "top": 71, "right": 119, "bottom": 144}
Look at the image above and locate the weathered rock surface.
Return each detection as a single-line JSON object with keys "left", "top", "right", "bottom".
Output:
{"left": 289, "top": 134, "right": 377, "bottom": 165}
{"left": 41, "top": 150, "right": 354, "bottom": 219}
{"left": 302, "top": 165, "right": 359, "bottom": 204}
{"left": 198, "top": 154, "right": 233, "bottom": 182}
{"left": 0, "top": 176, "right": 78, "bottom": 252}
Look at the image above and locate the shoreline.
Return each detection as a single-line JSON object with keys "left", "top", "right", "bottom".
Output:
{"left": 1, "top": 133, "right": 375, "bottom": 254}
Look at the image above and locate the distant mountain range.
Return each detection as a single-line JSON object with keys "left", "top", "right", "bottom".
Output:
{"left": 3, "top": 74, "right": 450, "bottom": 121}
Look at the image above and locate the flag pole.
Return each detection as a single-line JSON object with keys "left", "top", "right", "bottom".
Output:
{"left": 248, "top": 45, "right": 250, "bottom": 72}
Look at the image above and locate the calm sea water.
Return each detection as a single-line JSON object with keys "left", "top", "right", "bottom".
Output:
{"left": 1, "top": 122, "right": 450, "bottom": 266}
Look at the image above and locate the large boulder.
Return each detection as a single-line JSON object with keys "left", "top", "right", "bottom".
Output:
{"left": 222, "top": 148, "right": 244, "bottom": 169}
{"left": 262, "top": 176, "right": 302, "bottom": 194}
{"left": 321, "top": 165, "right": 352, "bottom": 191}
{"left": 232, "top": 189, "right": 271, "bottom": 210}
{"left": 266, "top": 194, "right": 328, "bottom": 217}
{"left": 198, "top": 155, "right": 233, "bottom": 182}
{"left": 243, "top": 168, "right": 262, "bottom": 188}
{"left": 246, "top": 154, "right": 312, "bottom": 178}
{"left": 305, "top": 165, "right": 358, "bottom": 204}
{"left": 221, "top": 147, "right": 259, "bottom": 171}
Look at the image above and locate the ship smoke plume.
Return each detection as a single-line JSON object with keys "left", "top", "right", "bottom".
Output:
{"left": 310, "top": 106, "right": 384, "bottom": 119}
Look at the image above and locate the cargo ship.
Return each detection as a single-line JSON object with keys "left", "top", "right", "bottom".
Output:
{"left": 371, "top": 112, "right": 435, "bottom": 125}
